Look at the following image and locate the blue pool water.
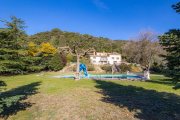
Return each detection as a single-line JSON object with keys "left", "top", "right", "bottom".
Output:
{"left": 53, "top": 74, "right": 144, "bottom": 80}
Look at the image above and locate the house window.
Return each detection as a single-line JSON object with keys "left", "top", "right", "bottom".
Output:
{"left": 93, "top": 57, "right": 96, "bottom": 59}
{"left": 116, "top": 57, "right": 119, "bottom": 60}
{"left": 93, "top": 60, "right": 96, "bottom": 63}
{"left": 112, "top": 57, "right": 114, "bottom": 59}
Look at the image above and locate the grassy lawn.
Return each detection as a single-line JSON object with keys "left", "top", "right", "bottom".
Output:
{"left": 0, "top": 73, "right": 180, "bottom": 120}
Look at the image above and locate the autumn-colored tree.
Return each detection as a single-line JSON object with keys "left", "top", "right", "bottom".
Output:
{"left": 28, "top": 42, "right": 39, "bottom": 56}
{"left": 40, "top": 42, "right": 57, "bottom": 56}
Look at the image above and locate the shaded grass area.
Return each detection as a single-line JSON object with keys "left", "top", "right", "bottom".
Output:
{"left": 0, "top": 73, "right": 180, "bottom": 120}
{"left": 148, "top": 75, "right": 180, "bottom": 90}
{"left": 0, "top": 81, "right": 41, "bottom": 119}
{"left": 95, "top": 80, "right": 180, "bottom": 120}
{"left": 148, "top": 75, "right": 176, "bottom": 86}
{"left": 0, "top": 81, "right": 7, "bottom": 92}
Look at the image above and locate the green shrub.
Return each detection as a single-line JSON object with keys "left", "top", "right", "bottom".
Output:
{"left": 101, "top": 64, "right": 132, "bottom": 73}
{"left": 71, "top": 56, "right": 77, "bottom": 62}
{"left": 47, "top": 53, "right": 66, "bottom": 71}
{"left": 87, "top": 64, "right": 95, "bottom": 71}
{"left": 118, "top": 63, "right": 131, "bottom": 73}
{"left": 101, "top": 65, "right": 112, "bottom": 73}
{"left": 66, "top": 53, "right": 73, "bottom": 63}
{"left": 80, "top": 57, "right": 90, "bottom": 64}
{"left": 21, "top": 56, "right": 44, "bottom": 73}
{"left": 130, "top": 65, "right": 142, "bottom": 73}
{"left": 150, "top": 63, "right": 165, "bottom": 73}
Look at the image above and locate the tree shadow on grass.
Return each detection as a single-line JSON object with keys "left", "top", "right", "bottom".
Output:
{"left": 173, "top": 83, "right": 180, "bottom": 90}
{"left": 147, "top": 78, "right": 176, "bottom": 86}
{"left": 147, "top": 78, "right": 180, "bottom": 90}
{"left": 0, "top": 81, "right": 41, "bottom": 119}
{"left": 0, "top": 81, "right": 7, "bottom": 92}
{"left": 0, "top": 81, "right": 6, "bottom": 87}
{"left": 94, "top": 80, "right": 180, "bottom": 120}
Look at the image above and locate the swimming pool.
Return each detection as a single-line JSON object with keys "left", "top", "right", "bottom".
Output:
{"left": 53, "top": 74, "right": 145, "bottom": 80}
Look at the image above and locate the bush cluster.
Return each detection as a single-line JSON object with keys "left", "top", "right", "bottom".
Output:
{"left": 101, "top": 63, "right": 142, "bottom": 73}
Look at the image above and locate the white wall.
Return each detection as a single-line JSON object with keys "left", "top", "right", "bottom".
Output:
{"left": 108, "top": 55, "right": 121, "bottom": 65}
{"left": 90, "top": 54, "right": 121, "bottom": 65}
{"left": 90, "top": 56, "right": 101, "bottom": 65}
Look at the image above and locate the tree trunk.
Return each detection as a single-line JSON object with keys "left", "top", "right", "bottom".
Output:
{"left": 75, "top": 54, "right": 80, "bottom": 80}
{"left": 146, "top": 70, "right": 150, "bottom": 80}
{"left": 147, "top": 62, "right": 151, "bottom": 80}
{"left": 144, "top": 63, "right": 150, "bottom": 80}
{"left": 111, "top": 65, "right": 114, "bottom": 75}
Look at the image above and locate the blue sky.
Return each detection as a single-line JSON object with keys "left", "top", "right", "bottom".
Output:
{"left": 0, "top": 0, "right": 180, "bottom": 40}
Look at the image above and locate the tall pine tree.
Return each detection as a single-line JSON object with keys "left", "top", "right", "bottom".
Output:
{"left": 172, "top": 1, "right": 180, "bottom": 13}
{"left": 0, "top": 16, "right": 26, "bottom": 74}
{"left": 158, "top": 2, "right": 180, "bottom": 83}
{"left": 159, "top": 29, "right": 180, "bottom": 83}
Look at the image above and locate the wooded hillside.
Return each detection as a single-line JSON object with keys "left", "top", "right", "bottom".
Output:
{"left": 29, "top": 28, "right": 126, "bottom": 53}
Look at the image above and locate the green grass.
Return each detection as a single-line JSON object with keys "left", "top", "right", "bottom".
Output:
{"left": 0, "top": 73, "right": 180, "bottom": 120}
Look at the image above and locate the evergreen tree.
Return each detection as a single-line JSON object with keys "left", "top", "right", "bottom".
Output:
{"left": 172, "top": 1, "right": 180, "bottom": 13}
{"left": 159, "top": 29, "right": 180, "bottom": 83}
{"left": 47, "top": 53, "right": 66, "bottom": 71}
{"left": 0, "top": 16, "right": 27, "bottom": 74}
